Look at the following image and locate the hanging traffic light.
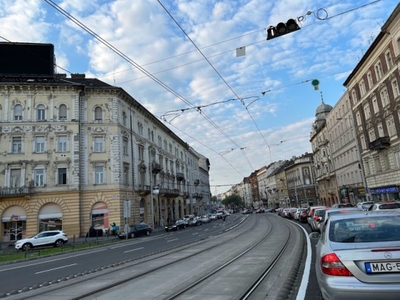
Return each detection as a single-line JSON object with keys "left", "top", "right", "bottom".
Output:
{"left": 266, "top": 19, "right": 300, "bottom": 40}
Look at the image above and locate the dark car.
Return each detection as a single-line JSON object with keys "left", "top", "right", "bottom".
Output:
{"left": 165, "top": 219, "right": 186, "bottom": 232}
{"left": 118, "top": 223, "right": 153, "bottom": 239}
{"left": 189, "top": 217, "right": 202, "bottom": 226}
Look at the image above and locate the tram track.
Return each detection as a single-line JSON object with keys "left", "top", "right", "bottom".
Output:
{"left": 6, "top": 214, "right": 305, "bottom": 300}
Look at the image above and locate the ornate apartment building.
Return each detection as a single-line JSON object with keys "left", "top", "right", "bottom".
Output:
{"left": 0, "top": 43, "right": 210, "bottom": 242}
{"left": 343, "top": 4, "right": 400, "bottom": 202}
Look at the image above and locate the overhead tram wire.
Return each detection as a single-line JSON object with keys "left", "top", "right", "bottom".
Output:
{"left": 45, "top": 0, "right": 254, "bottom": 172}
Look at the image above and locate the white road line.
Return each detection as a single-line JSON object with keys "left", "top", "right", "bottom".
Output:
{"left": 294, "top": 222, "right": 312, "bottom": 300}
{"left": 123, "top": 247, "right": 144, "bottom": 253}
{"left": 35, "top": 263, "right": 77, "bottom": 274}
{"left": 166, "top": 239, "right": 178, "bottom": 242}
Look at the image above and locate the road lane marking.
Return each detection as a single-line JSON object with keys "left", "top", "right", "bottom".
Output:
{"left": 123, "top": 247, "right": 144, "bottom": 253}
{"left": 35, "top": 263, "right": 77, "bottom": 274}
{"left": 167, "top": 239, "right": 178, "bottom": 242}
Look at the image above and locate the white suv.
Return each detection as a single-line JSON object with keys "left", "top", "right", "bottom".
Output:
{"left": 15, "top": 230, "right": 68, "bottom": 251}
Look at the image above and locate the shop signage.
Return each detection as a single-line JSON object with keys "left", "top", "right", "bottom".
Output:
{"left": 370, "top": 186, "right": 399, "bottom": 194}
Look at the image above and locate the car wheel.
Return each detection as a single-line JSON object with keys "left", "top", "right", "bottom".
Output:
{"left": 146, "top": 230, "right": 150, "bottom": 236}
{"left": 54, "top": 239, "right": 64, "bottom": 247}
{"left": 130, "top": 232, "right": 135, "bottom": 238}
{"left": 22, "top": 243, "right": 32, "bottom": 251}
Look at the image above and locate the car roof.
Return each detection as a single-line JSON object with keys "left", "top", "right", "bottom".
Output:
{"left": 328, "top": 209, "right": 400, "bottom": 222}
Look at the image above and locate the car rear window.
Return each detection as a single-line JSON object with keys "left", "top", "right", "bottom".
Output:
{"left": 329, "top": 216, "right": 400, "bottom": 243}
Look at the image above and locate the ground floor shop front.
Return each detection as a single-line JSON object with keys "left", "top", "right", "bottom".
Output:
{"left": 0, "top": 189, "right": 203, "bottom": 242}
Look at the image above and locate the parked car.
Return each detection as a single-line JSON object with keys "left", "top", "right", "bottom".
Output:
{"left": 14, "top": 230, "right": 68, "bottom": 251}
{"left": 310, "top": 210, "right": 400, "bottom": 300}
{"left": 118, "top": 223, "right": 153, "bottom": 239}
{"left": 165, "top": 219, "right": 186, "bottom": 232}
{"left": 307, "top": 206, "right": 327, "bottom": 225}
{"left": 209, "top": 214, "right": 217, "bottom": 220}
{"left": 368, "top": 201, "right": 400, "bottom": 211}
{"left": 242, "top": 209, "right": 253, "bottom": 214}
{"left": 189, "top": 217, "right": 202, "bottom": 226}
{"left": 200, "top": 215, "right": 211, "bottom": 223}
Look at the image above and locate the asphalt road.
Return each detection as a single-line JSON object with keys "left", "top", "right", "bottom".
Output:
{"left": 0, "top": 213, "right": 323, "bottom": 299}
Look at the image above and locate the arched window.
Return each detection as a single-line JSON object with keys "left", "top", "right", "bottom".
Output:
{"left": 37, "top": 104, "right": 46, "bottom": 120}
{"left": 122, "top": 111, "right": 127, "bottom": 126}
{"left": 95, "top": 107, "right": 102, "bottom": 121}
{"left": 14, "top": 104, "right": 23, "bottom": 120}
{"left": 59, "top": 104, "right": 67, "bottom": 120}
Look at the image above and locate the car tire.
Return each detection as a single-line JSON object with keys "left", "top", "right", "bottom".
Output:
{"left": 22, "top": 243, "right": 32, "bottom": 251}
{"left": 146, "top": 230, "right": 150, "bottom": 236}
{"left": 54, "top": 239, "right": 64, "bottom": 247}
{"left": 130, "top": 232, "right": 135, "bottom": 238}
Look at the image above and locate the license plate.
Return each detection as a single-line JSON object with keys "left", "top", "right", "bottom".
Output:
{"left": 365, "top": 262, "right": 400, "bottom": 273}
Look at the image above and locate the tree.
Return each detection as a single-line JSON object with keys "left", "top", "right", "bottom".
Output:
{"left": 222, "top": 194, "right": 244, "bottom": 208}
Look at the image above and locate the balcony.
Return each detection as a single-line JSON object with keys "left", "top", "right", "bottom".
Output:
{"left": 160, "top": 188, "right": 180, "bottom": 197}
{"left": 176, "top": 172, "right": 185, "bottom": 181}
{"left": 0, "top": 186, "right": 33, "bottom": 198}
{"left": 193, "top": 192, "right": 203, "bottom": 199}
{"left": 137, "top": 184, "right": 151, "bottom": 196}
{"left": 369, "top": 136, "right": 390, "bottom": 151}
{"left": 151, "top": 162, "right": 162, "bottom": 174}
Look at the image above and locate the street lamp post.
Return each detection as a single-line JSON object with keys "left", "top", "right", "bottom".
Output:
{"left": 337, "top": 116, "right": 369, "bottom": 201}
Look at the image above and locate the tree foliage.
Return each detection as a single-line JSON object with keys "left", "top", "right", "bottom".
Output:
{"left": 222, "top": 194, "right": 243, "bottom": 207}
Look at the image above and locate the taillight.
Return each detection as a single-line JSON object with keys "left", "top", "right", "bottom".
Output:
{"left": 321, "top": 253, "right": 353, "bottom": 276}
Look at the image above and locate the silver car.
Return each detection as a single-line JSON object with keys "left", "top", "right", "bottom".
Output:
{"left": 310, "top": 210, "right": 400, "bottom": 300}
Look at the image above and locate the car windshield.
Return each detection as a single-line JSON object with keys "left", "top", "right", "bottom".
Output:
{"left": 329, "top": 215, "right": 400, "bottom": 243}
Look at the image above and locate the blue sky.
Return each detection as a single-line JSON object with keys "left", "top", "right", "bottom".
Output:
{"left": 0, "top": 0, "right": 398, "bottom": 194}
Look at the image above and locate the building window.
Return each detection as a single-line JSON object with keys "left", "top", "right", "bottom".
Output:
{"left": 375, "top": 61, "right": 383, "bottom": 80}
{"left": 95, "top": 107, "right": 103, "bottom": 121}
{"left": 123, "top": 139, "right": 128, "bottom": 155}
{"left": 37, "top": 104, "right": 46, "bottom": 120}
{"left": 377, "top": 123, "right": 384, "bottom": 138}
{"left": 35, "top": 136, "right": 45, "bottom": 153}
{"left": 95, "top": 166, "right": 104, "bottom": 184}
{"left": 369, "top": 128, "right": 376, "bottom": 142}
{"left": 10, "top": 169, "right": 21, "bottom": 187}
{"left": 360, "top": 134, "right": 366, "bottom": 150}
{"left": 12, "top": 137, "right": 22, "bottom": 153}
{"left": 164, "top": 140, "right": 167, "bottom": 150}
{"left": 59, "top": 104, "right": 67, "bottom": 120}
{"left": 385, "top": 50, "right": 393, "bottom": 69}
{"left": 34, "top": 168, "right": 45, "bottom": 187}
{"left": 367, "top": 72, "right": 373, "bottom": 89}
{"left": 57, "top": 168, "right": 67, "bottom": 185}
{"left": 374, "top": 155, "right": 382, "bottom": 172}
{"left": 158, "top": 136, "right": 162, "bottom": 147}
{"left": 13, "top": 104, "right": 23, "bottom": 120}
{"left": 57, "top": 135, "right": 68, "bottom": 152}
{"left": 380, "top": 88, "right": 389, "bottom": 107}
{"left": 383, "top": 152, "right": 390, "bottom": 170}
{"left": 394, "top": 151, "right": 400, "bottom": 169}
{"left": 137, "top": 122, "right": 143, "bottom": 135}
{"left": 356, "top": 112, "right": 361, "bottom": 126}
{"left": 364, "top": 104, "right": 371, "bottom": 120}
{"left": 123, "top": 165, "right": 129, "bottom": 185}
{"left": 386, "top": 116, "right": 396, "bottom": 137}
{"left": 359, "top": 80, "right": 366, "bottom": 97}
{"left": 138, "top": 145, "right": 144, "bottom": 161}
{"left": 372, "top": 97, "right": 379, "bottom": 114}
{"left": 351, "top": 90, "right": 357, "bottom": 105}
{"left": 392, "top": 79, "right": 399, "bottom": 98}
{"left": 122, "top": 111, "right": 127, "bottom": 126}
{"left": 94, "top": 136, "right": 105, "bottom": 152}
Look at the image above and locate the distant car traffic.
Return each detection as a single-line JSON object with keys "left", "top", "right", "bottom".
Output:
{"left": 368, "top": 201, "right": 400, "bottom": 211}
{"left": 242, "top": 209, "right": 253, "bottom": 214}
{"left": 310, "top": 210, "right": 400, "bottom": 300}
{"left": 14, "top": 230, "right": 68, "bottom": 251}
{"left": 200, "top": 215, "right": 211, "bottom": 223}
{"left": 118, "top": 223, "right": 153, "bottom": 239}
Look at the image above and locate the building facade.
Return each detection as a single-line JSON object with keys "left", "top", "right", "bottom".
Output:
{"left": 0, "top": 72, "right": 210, "bottom": 241}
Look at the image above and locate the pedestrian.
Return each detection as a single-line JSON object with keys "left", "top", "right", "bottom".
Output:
{"left": 223, "top": 215, "right": 226, "bottom": 222}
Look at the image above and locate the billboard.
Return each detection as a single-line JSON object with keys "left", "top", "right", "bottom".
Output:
{"left": 0, "top": 42, "right": 55, "bottom": 78}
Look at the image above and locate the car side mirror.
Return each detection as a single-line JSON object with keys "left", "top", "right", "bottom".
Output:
{"left": 309, "top": 232, "right": 320, "bottom": 239}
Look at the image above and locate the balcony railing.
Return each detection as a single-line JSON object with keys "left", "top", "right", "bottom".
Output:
{"left": 176, "top": 172, "right": 185, "bottom": 181}
{"left": 160, "top": 188, "right": 180, "bottom": 197}
{"left": 369, "top": 136, "right": 390, "bottom": 151}
{"left": 193, "top": 192, "right": 203, "bottom": 199}
{"left": 152, "top": 162, "right": 162, "bottom": 174}
{"left": 137, "top": 184, "right": 151, "bottom": 196}
{"left": 0, "top": 186, "right": 33, "bottom": 198}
